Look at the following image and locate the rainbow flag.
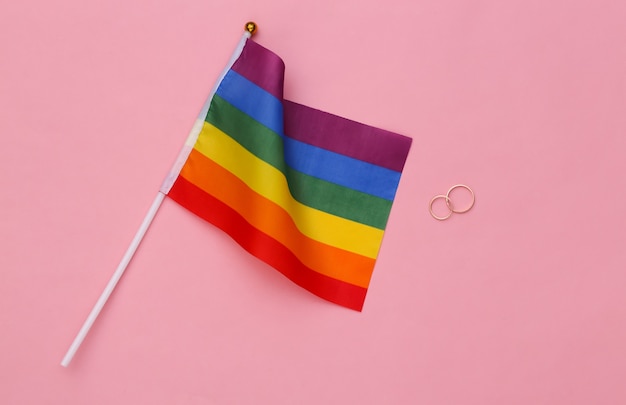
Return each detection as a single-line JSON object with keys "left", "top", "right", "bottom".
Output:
{"left": 162, "top": 38, "right": 412, "bottom": 311}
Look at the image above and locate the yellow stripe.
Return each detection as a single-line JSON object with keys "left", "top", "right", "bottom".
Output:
{"left": 193, "top": 122, "right": 384, "bottom": 259}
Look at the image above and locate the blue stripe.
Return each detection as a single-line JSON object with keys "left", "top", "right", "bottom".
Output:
{"left": 214, "top": 70, "right": 401, "bottom": 201}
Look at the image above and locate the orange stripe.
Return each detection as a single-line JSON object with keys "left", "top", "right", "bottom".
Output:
{"left": 180, "top": 148, "right": 376, "bottom": 288}
{"left": 169, "top": 176, "right": 367, "bottom": 311}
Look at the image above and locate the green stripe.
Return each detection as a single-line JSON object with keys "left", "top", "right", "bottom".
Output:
{"left": 206, "top": 95, "right": 393, "bottom": 230}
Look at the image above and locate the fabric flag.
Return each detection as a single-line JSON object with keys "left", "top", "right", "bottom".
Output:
{"left": 161, "top": 38, "right": 412, "bottom": 311}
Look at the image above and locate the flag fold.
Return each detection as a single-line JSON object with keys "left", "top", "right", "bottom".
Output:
{"left": 166, "top": 38, "right": 412, "bottom": 311}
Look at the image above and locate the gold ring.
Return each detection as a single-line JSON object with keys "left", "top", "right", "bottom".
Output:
{"left": 429, "top": 194, "right": 453, "bottom": 221}
{"left": 446, "top": 184, "right": 475, "bottom": 214}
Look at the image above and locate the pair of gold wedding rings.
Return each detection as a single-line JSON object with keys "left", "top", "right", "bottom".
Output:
{"left": 429, "top": 184, "right": 475, "bottom": 221}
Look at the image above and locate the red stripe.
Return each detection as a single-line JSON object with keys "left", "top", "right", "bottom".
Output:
{"left": 168, "top": 176, "right": 367, "bottom": 311}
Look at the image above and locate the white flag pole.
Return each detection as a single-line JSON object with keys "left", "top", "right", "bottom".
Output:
{"left": 61, "top": 192, "right": 165, "bottom": 367}
{"left": 60, "top": 24, "right": 255, "bottom": 367}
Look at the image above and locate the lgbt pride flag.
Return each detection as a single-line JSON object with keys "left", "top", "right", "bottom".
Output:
{"left": 60, "top": 28, "right": 412, "bottom": 367}
{"left": 161, "top": 37, "right": 412, "bottom": 311}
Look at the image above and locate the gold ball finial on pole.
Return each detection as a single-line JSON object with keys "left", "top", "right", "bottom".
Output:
{"left": 245, "top": 22, "right": 257, "bottom": 35}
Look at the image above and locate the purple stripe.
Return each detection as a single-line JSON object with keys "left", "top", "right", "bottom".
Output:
{"left": 283, "top": 101, "right": 412, "bottom": 172}
{"left": 231, "top": 39, "right": 412, "bottom": 172}
{"left": 231, "top": 39, "right": 284, "bottom": 100}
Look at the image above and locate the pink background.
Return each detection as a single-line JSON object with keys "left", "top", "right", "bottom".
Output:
{"left": 2, "top": 0, "right": 626, "bottom": 404}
